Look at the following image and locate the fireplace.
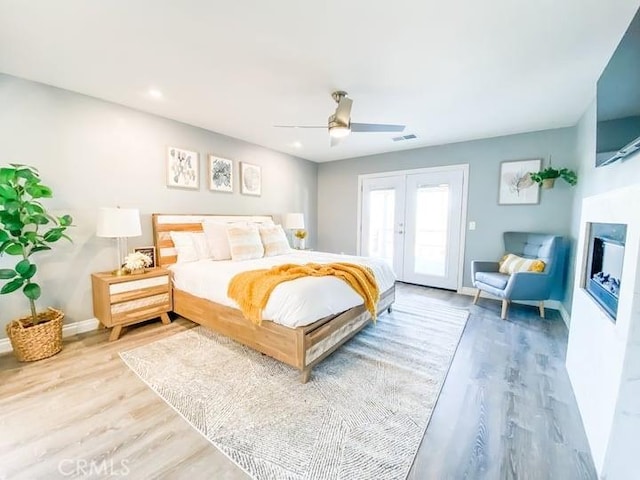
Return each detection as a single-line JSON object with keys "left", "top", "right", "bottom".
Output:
{"left": 584, "top": 222, "right": 627, "bottom": 321}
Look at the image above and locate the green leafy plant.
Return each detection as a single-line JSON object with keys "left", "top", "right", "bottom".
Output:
{"left": 529, "top": 167, "right": 578, "bottom": 186}
{"left": 0, "top": 165, "right": 72, "bottom": 325}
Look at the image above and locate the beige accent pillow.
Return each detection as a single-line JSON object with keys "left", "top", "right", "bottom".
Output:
{"left": 227, "top": 224, "right": 265, "bottom": 261}
{"left": 259, "top": 224, "right": 291, "bottom": 257}
{"left": 202, "top": 220, "right": 275, "bottom": 260}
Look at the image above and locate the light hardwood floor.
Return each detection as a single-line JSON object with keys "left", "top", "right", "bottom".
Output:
{"left": 0, "top": 283, "right": 596, "bottom": 479}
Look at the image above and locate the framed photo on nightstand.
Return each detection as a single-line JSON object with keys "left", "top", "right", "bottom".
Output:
{"left": 134, "top": 246, "right": 156, "bottom": 268}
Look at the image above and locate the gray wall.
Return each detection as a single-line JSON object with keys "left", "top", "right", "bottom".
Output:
{"left": 317, "top": 128, "right": 578, "bottom": 294}
{"left": 0, "top": 74, "right": 317, "bottom": 337}
{"left": 565, "top": 100, "right": 640, "bottom": 312}
{"left": 567, "top": 98, "right": 640, "bottom": 480}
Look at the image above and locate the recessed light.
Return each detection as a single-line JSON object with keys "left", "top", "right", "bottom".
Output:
{"left": 292, "top": 141, "right": 303, "bottom": 149}
{"left": 148, "top": 88, "right": 163, "bottom": 99}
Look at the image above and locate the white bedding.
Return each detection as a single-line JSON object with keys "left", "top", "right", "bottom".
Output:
{"left": 169, "top": 250, "right": 396, "bottom": 328}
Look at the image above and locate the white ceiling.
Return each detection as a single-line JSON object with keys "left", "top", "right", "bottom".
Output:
{"left": 1, "top": 0, "right": 639, "bottom": 163}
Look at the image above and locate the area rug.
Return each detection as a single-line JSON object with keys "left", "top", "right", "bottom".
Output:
{"left": 120, "top": 293, "right": 469, "bottom": 480}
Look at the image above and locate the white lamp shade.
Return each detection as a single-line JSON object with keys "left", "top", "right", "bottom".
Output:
{"left": 96, "top": 207, "right": 142, "bottom": 238}
{"left": 283, "top": 213, "right": 305, "bottom": 230}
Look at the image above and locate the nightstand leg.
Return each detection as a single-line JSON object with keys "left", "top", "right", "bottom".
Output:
{"left": 109, "top": 325, "right": 123, "bottom": 342}
{"left": 160, "top": 312, "right": 171, "bottom": 325}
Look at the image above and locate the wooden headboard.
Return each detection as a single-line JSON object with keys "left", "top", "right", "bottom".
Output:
{"left": 152, "top": 214, "right": 274, "bottom": 267}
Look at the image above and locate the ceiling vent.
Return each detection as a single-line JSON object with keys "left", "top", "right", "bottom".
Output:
{"left": 392, "top": 134, "right": 417, "bottom": 142}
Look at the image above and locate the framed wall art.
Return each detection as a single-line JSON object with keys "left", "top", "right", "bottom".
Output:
{"left": 208, "top": 155, "right": 233, "bottom": 192}
{"left": 167, "top": 146, "right": 199, "bottom": 189}
{"left": 240, "top": 162, "right": 261, "bottom": 196}
{"left": 498, "top": 158, "right": 541, "bottom": 205}
{"left": 133, "top": 246, "right": 156, "bottom": 268}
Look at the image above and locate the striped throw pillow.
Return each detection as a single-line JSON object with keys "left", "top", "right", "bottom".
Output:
{"left": 259, "top": 224, "right": 291, "bottom": 257}
{"left": 498, "top": 254, "right": 546, "bottom": 274}
{"left": 227, "top": 225, "right": 264, "bottom": 261}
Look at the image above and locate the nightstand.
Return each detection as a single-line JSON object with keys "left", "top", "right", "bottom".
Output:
{"left": 91, "top": 268, "right": 172, "bottom": 341}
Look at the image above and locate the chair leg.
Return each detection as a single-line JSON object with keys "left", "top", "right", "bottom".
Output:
{"left": 473, "top": 288, "right": 481, "bottom": 305}
{"left": 501, "top": 300, "right": 509, "bottom": 320}
{"left": 538, "top": 302, "right": 545, "bottom": 319}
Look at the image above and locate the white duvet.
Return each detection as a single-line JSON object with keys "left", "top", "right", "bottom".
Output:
{"left": 169, "top": 250, "right": 396, "bottom": 328}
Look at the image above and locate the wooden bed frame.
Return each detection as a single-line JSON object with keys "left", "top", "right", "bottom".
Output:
{"left": 152, "top": 213, "right": 395, "bottom": 383}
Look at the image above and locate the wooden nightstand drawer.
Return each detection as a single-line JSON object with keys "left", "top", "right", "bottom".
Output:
{"left": 111, "top": 292, "right": 170, "bottom": 315}
{"left": 111, "top": 296, "right": 171, "bottom": 324}
{"left": 91, "top": 268, "right": 173, "bottom": 341}
{"left": 110, "top": 284, "right": 169, "bottom": 304}
{"left": 109, "top": 275, "right": 169, "bottom": 295}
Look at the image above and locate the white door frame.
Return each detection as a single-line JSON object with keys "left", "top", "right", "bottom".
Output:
{"left": 357, "top": 164, "right": 469, "bottom": 293}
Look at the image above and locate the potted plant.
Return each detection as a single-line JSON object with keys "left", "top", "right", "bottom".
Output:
{"left": 530, "top": 167, "right": 578, "bottom": 189}
{"left": 0, "top": 164, "right": 73, "bottom": 361}
{"left": 294, "top": 229, "right": 307, "bottom": 250}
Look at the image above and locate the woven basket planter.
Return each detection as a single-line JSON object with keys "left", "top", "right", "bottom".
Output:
{"left": 541, "top": 178, "right": 556, "bottom": 189}
{"left": 6, "top": 307, "right": 64, "bottom": 362}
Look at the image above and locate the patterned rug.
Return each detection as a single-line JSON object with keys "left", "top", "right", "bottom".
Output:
{"left": 120, "top": 289, "right": 469, "bottom": 480}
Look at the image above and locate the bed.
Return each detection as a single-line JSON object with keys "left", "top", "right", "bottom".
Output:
{"left": 152, "top": 213, "right": 396, "bottom": 382}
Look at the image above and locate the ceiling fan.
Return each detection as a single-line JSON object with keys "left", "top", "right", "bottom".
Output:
{"left": 275, "top": 91, "right": 406, "bottom": 146}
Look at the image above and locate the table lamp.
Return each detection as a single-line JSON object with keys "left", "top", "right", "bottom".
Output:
{"left": 96, "top": 207, "right": 142, "bottom": 275}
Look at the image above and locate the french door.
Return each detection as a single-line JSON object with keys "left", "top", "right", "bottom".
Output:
{"left": 359, "top": 166, "right": 467, "bottom": 290}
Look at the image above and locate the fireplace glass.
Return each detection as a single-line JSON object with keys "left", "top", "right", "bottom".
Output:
{"left": 584, "top": 222, "right": 627, "bottom": 322}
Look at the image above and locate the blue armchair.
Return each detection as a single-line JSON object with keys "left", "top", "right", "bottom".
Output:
{"left": 471, "top": 232, "right": 564, "bottom": 319}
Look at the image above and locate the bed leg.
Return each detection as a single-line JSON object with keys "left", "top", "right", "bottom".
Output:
{"left": 301, "top": 367, "right": 311, "bottom": 384}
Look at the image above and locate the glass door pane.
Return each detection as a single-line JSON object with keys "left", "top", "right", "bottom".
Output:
{"left": 368, "top": 189, "right": 395, "bottom": 268}
{"left": 414, "top": 184, "right": 449, "bottom": 276}
{"left": 360, "top": 175, "right": 406, "bottom": 278}
{"left": 403, "top": 169, "right": 464, "bottom": 289}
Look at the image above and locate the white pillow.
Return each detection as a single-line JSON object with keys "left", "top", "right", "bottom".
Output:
{"left": 170, "top": 231, "right": 199, "bottom": 263}
{"left": 170, "top": 231, "right": 211, "bottom": 262}
{"left": 191, "top": 232, "right": 212, "bottom": 260}
{"left": 202, "top": 220, "right": 275, "bottom": 260}
{"left": 202, "top": 221, "right": 236, "bottom": 260}
{"left": 259, "top": 224, "right": 291, "bottom": 257}
{"left": 226, "top": 224, "right": 264, "bottom": 261}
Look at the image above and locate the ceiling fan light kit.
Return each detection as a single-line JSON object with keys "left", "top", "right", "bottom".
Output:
{"left": 329, "top": 124, "right": 350, "bottom": 138}
{"left": 275, "top": 91, "right": 405, "bottom": 146}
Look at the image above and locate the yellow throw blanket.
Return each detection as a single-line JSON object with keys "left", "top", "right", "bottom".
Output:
{"left": 227, "top": 262, "right": 380, "bottom": 325}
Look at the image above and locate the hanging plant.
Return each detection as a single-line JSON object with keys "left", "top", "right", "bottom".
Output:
{"left": 530, "top": 167, "right": 577, "bottom": 189}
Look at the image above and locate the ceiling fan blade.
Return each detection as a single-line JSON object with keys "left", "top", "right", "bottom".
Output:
{"left": 330, "top": 135, "right": 344, "bottom": 147}
{"left": 350, "top": 123, "right": 405, "bottom": 133}
{"left": 334, "top": 97, "right": 353, "bottom": 125}
{"left": 273, "top": 125, "right": 326, "bottom": 128}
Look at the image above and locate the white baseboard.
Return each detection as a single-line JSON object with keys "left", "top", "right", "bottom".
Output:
{"left": 558, "top": 303, "right": 571, "bottom": 329}
{"left": 459, "top": 287, "right": 567, "bottom": 315}
{"left": 0, "top": 317, "right": 99, "bottom": 355}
